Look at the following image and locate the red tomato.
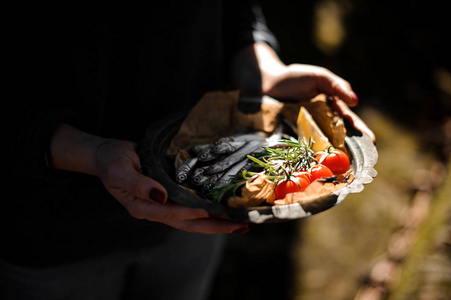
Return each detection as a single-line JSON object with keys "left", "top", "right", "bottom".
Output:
{"left": 309, "top": 164, "right": 334, "bottom": 181}
{"left": 316, "top": 149, "right": 350, "bottom": 174}
{"left": 275, "top": 180, "right": 301, "bottom": 199}
{"left": 293, "top": 172, "right": 311, "bottom": 191}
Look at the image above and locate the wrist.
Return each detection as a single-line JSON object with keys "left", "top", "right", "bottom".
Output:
{"left": 50, "top": 123, "right": 107, "bottom": 175}
{"left": 231, "top": 43, "right": 286, "bottom": 96}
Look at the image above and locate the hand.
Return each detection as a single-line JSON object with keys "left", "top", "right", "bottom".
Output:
{"left": 267, "top": 64, "right": 375, "bottom": 142}
{"left": 264, "top": 63, "right": 359, "bottom": 106}
{"left": 51, "top": 124, "right": 249, "bottom": 234}
{"left": 231, "top": 43, "right": 375, "bottom": 142}
{"left": 329, "top": 98, "right": 376, "bottom": 143}
{"left": 93, "top": 139, "right": 249, "bottom": 233}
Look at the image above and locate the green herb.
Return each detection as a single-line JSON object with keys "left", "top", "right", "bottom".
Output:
{"left": 211, "top": 138, "right": 316, "bottom": 203}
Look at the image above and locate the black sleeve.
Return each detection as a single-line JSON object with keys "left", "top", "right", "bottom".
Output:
{"left": 1, "top": 103, "right": 80, "bottom": 182}
{"left": 3, "top": 6, "right": 83, "bottom": 182}
{"left": 224, "top": 0, "right": 280, "bottom": 58}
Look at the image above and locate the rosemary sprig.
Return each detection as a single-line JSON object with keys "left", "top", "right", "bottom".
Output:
{"left": 257, "top": 137, "right": 316, "bottom": 181}
{"left": 211, "top": 137, "right": 317, "bottom": 203}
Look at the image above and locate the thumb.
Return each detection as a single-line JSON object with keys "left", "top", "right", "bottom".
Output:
{"left": 148, "top": 181, "right": 168, "bottom": 204}
{"left": 123, "top": 166, "right": 168, "bottom": 204}
{"left": 128, "top": 143, "right": 168, "bottom": 204}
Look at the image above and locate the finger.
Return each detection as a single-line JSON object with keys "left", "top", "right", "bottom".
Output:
{"left": 331, "top": 99, "right": 376, "bottom": 143}
{"left": 119, "top": 165, "right": 168, "bottom": 204}
{"left": 127, "top": 143, "right": 169, "bottom": 204}
{"left": 164, "top": 218, "right": 249, "bottom": 234}
{"left": 317, "top": 72, "right": 359, "bottom": 107}
{"left": 125, "top": 198, "right": 211, "bottom": 222}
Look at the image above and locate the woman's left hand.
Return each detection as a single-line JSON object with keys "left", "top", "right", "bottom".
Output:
{"left": 231, "top": 43, "right": 375, "bottom": 143}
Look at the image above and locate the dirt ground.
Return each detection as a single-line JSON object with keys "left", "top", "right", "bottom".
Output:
{"left": 209, "top": 1, "right": 450, "bottom": 299}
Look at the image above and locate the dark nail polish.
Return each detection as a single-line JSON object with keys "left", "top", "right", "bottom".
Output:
{"left": 149, "top": 188, "right": 166, "bottom": 204}
{"left": 232, "top": 226, "right": 249, "bottom": 234}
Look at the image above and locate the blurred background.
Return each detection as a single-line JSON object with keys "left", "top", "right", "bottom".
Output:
{"left": 209, "top": 0, "right": 451, "bottom": 299}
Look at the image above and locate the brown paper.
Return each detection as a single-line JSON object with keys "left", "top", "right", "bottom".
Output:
{"left": 227, "top": 174, "right": 276, "bottom": 208}
{"left": 167, "top": 90, "right": 284, "bottom": 160}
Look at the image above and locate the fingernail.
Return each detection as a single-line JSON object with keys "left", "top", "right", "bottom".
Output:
{"left": 350, "top": 91, "right": 359, "bottom": 105}
{"left": 232, "top": 226, "right": 249, "bottom": 234}
{"left": 149, "top": 188, "right": 166, "bottom": 204}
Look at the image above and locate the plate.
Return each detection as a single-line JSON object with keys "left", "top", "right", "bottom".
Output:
{"left": 138, "top": 101, "right": 378, "bottom": 223}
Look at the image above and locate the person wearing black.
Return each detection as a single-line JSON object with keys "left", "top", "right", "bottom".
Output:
{"left": 1, "top": 1, "right": 372, "bottom": 299}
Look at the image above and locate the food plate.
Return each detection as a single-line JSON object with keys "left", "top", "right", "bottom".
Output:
{"left": 138, "top": 99, "right": 378, "bottom": 224}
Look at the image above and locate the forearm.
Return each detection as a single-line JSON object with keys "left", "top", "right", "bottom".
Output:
{"left": 49, "top": 123, "right": 107, "bottom": 175}
{"left": 230, "top": 42, "right": 286, "bottom": 97}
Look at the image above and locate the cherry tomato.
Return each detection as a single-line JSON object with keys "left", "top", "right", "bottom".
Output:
{"left": 316, "top": 149, "right": 350, "bottom": 174}
{"left": 309, "top": 164, "right": 334, "bottom": 181}
{"left": 275, "top": 180, "right": 301, "bottom": 199}
{"left": 293, "top": 172, "right": 311, "bottom": 191}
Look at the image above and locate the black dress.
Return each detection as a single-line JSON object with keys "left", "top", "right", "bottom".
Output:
{"left": 1, "top": 1, "right": 278, "bottom": 298}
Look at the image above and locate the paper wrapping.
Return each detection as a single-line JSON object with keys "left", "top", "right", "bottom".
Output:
{"left": 166, "top": 90, "right": 351, "bottom": 207}
{"left": 167, "top": 90, "right": 284, "bottom": 162}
